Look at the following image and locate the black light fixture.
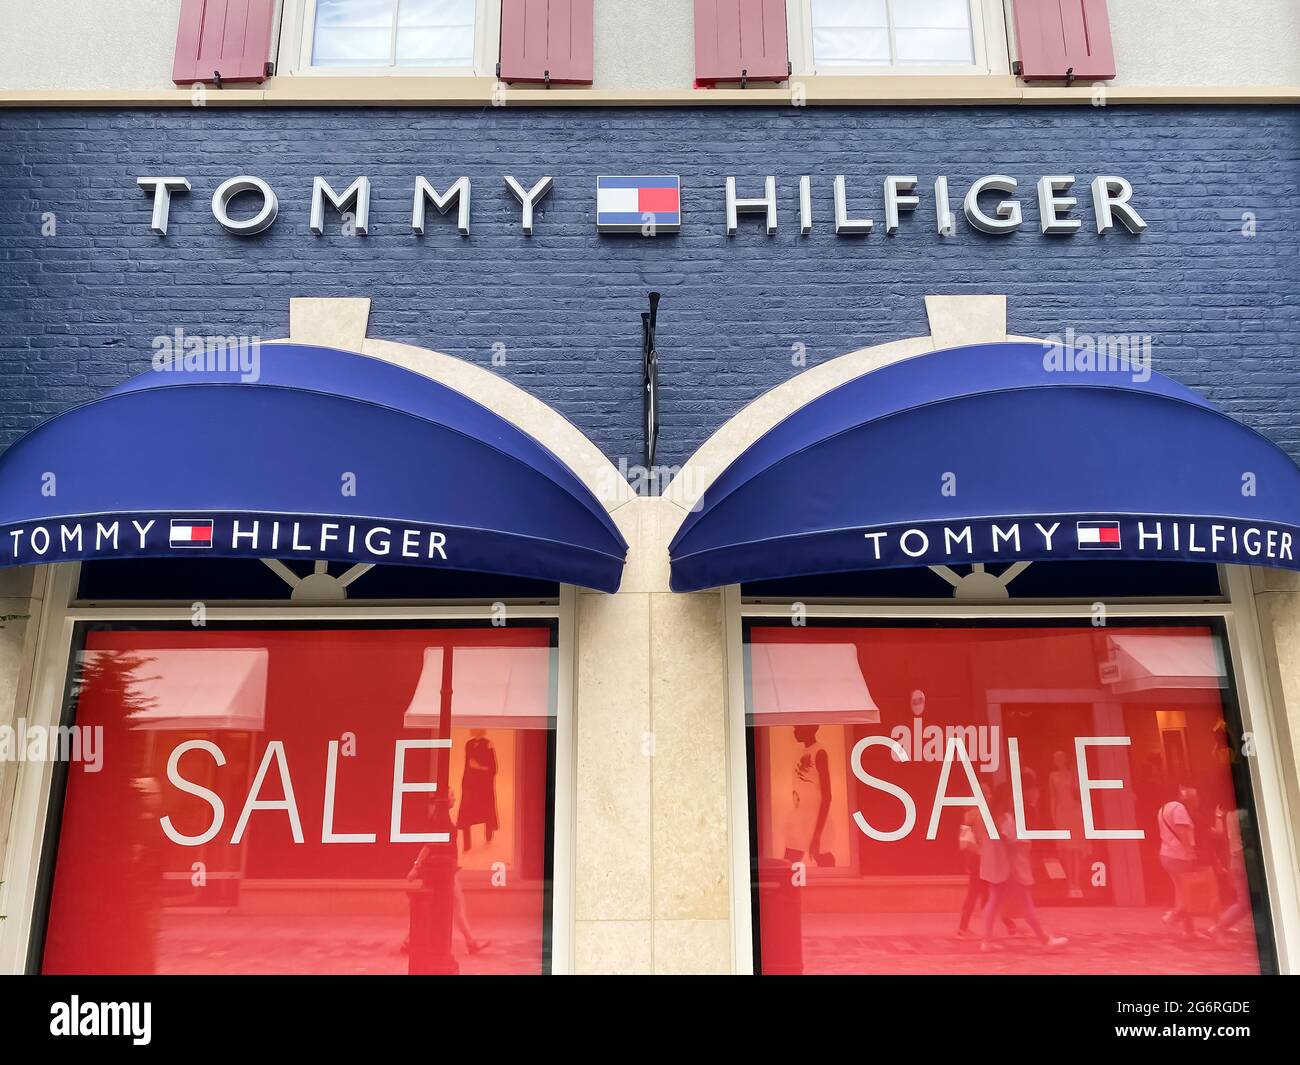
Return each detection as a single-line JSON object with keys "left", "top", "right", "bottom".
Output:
{"left": 642, "top": 291, "right": 661, "bottom": 470}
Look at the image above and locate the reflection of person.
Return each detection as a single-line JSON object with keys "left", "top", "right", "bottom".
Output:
{"left": 1049, "top": 750, "right": 1088, "bottom": 898}
{"left": 980, "top": 784, "right": 1068, "bottom": 953}
{"left": 1206, "top": 804, "right": 1251, "bottom": 942}
{"left": 458, "top": 730, "right": 499, "bottom": 852}
{"left": 782, "top": 725, "right": 834, "bottom": 867}
{"left": 956, "top": 780, "right": 1018, "bottom": 940}
{"left": 404, "top": 791, "right": 490, "bottom": 957}
{"left": 1158, "top": 784, "right": 1202, "bottom": 938}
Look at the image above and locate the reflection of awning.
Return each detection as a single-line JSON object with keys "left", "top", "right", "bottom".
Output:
{"left": 749, "top": 643, "right": 880, "bottom": 725}
{"left": 84, "top": 647, "right": 269, "bottom": 731}
{"left": 669, "top": 342, "right": 1300, "bottom": 591}
{"left": 402, "top": 646, "right": 552, "bottom": 730}
{"left": 0, "top": 343, "right": 627, "bottom": 592}
{"left": 1102, "top": 634, "right": 1227, "bottom": 694}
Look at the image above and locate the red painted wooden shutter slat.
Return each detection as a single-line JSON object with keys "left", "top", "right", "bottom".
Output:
{"left": 695, "top": 0, "right": 788, "bottom": 84}
{"left": 172, "top": 0, "right": 276, "bottom": 85}
{"left": 1012, "top": 0, "right": 1116, "bottom": 81}
{"left": 499, "top": 0, "right": 594, "bottom": 84}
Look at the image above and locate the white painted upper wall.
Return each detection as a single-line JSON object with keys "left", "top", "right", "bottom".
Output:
{"left": 1107, "top": 0, "right": 1300, "bottom": 86}
{"left": 593, "top": 0, "right": 695, "bottom": 90}
{"left": 0, "top": 0, "right": 1295, "bottom": 92}
{"left": 0, "top": 0, "right": 182, "bottom": 91}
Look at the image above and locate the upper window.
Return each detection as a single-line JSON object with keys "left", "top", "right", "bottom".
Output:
{"left": 797, "top": 0, "right": 1004, "bottom": 75}
{"left": 291, "top": 0, "right": 496, "bottom": 75}
{"left": 811, "top": 0, "right": 973, "bottom": 66}
{"left": 312, "top": 0, "right": 476, "bottom": 67}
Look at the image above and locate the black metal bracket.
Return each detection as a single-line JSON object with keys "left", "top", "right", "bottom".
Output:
{"left": 212, "top": 70, "right": 223, "bottom": 89}
{"left": 544, "top": 69, "right": 551, "bottom": 88}
{"left": 642, "top": 291, "right": 661, "bottom": 471}
{"left": 1065, "top": 65, "right": 1076, "bottom": 86}
{"left": 740, "top": 67, "right": 748, "bottom": 89}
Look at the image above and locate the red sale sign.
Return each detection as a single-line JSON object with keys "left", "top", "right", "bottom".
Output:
{"left": 41, "top": 626, "right": 555, "bottom": 975}
{"left": 747, "top": 623, "right": 1268, "bottom": 975}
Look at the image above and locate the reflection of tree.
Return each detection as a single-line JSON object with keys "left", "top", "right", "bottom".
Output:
{"left": 63, "top": 648, "right": 165, "bottom": 973}
{"left": 68, "top": 649, "right": 160, "bottom": 728}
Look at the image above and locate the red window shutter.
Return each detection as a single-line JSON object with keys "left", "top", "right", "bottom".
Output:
{"left": 694, "top": 0, "right": 789, "bottom": 84}
{"left": 499, "top": 0, "right": 594, "bottom": 84}
{"left": 172, "top": 0, "right": 277, "bottom": 85}
{"left": 1011, "top": 0, "right": 1116, "bottom": 81}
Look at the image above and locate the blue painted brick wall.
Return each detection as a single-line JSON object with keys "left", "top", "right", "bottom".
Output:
{"left": 1, "top": 105, "right": 1298, "bottom": 473}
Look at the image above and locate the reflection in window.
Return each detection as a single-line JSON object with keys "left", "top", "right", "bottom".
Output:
{"left": 42, "top": 624, "right": 556, "bottom": 975}
{"left": 811, "top": 0, "right": 975, "bottom": 68}
{"left": 312, "top": 0, "right": 477, "bottom": 68}
{"left": 746, "top": 622, "right": 1274, "bottom": 975}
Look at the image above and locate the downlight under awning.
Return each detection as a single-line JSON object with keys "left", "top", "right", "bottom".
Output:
{"left": 0, "top": 343, "right": 628, "bottom": 593}
{"left": 669, "top": 341, "right": 1300, "bottom": 592}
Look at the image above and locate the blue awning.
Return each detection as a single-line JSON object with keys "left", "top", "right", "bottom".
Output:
{"left": 0, "top": 343, "right": 628, "bottom": 592}
{"left": 670, "top": 341, "right": 1300, "bottom": 591}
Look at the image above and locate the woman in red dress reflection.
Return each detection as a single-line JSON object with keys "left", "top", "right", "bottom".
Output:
{"left": 403, "top": 789, "right": 490, "bottom": 960}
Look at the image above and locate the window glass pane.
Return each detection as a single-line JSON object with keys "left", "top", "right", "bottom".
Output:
{"left": 811, "top": 0, "right": 976, "bottom": 68}
{"left": 894, "top": 27, "right": 974, "bottom": 65}
{"left": 746, "top": 621, "right": 1274, "bottom": 974}
{"left": 812, "top": 0, "right": 888, "bottom": 66}
{"left": 813, "top": 27, "right": 890, "bottom": 66}
{"left": 892, "top": 0, "right": 972, "bottom": 29}
{"left": 42, "top": 624, "right": 557, "bottom": 974}
{"left": 313, "top": 0, "right": 397, "bottom": 66}
{"left": 813, "top": 0, "right": 887, "bottom": 25}
{"left": 396, "top": 0, "right": 476, "bottom": 67}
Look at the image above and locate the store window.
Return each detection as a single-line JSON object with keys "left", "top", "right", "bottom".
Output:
{"left": 296, "top": 0, "right": 492, "bottom": 74}
{"left": 38, "top": 621, "right": 558, "bottom": 975}
{"left": 744, "top": 619, "right": 1276, "bottom": 975}
{"left": 802, "top": 0, "right": 991, "bottom": 72}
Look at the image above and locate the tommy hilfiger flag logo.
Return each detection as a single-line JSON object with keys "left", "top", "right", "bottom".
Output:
{"left": 1077, "top": 520, "right": 1122, "bottom": 550}
{"left": 170, "top": 519, "right": 214, "bottom": 548}
{"left": 596, "top": 176, "right": 681, "bottom": 234}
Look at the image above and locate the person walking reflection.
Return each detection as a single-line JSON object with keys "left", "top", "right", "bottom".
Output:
{"left": 1157, "top": 784, "right": 1203, "bottom": 938}
{"left": 981, "top": 783, "right": 1069, "bottom": 953}
{"left": 956, "top": 780, "right": 1018, "bottom": 940}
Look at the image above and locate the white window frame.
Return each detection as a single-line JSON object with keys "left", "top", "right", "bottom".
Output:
{"left": 0, "top": 562, "right": 578, "bottom": 975}
{"left": 278, "top": 0, "right": 501, "bottom": 78}
{"left": 788, "top": 0, "right": 1012, "bottom": 77}
{"left": 723, "top": 566, "right": 1300, "bottom": 975}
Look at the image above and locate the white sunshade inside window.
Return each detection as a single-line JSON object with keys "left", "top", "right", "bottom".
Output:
{"left": 85, "top": 647, "right": 270, "bottom": 732}
{"left": 811, "top": 0, "right": 974, "bottom": 68}
{"left": 402, "top": 646, "right": 554, "bottom": 730}
{"left": 749, "top": 642, "right": 882, "bottom": 725}
{"left": 312, "top": 0, "right": 476, "bottom": 68}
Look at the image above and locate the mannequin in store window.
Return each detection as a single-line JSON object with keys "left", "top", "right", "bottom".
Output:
{"left": 458, "top": 729, "right": 499, "bottom": 852}
{"left": 783, "top": 725, "right": 834, "bottom": 868}
{"left": 1049, "top": 749, "right": 1089, "bottom": 899}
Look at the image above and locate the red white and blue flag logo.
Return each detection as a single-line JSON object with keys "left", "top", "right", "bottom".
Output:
{"left": 170, "top": 518, "right": 214, "bottom": 548}
{"left": 596, "top": 176, "right": 681, "bottom": 233}
{"left": 1076, "top": 520, "right": 1122, "bottom": 550}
